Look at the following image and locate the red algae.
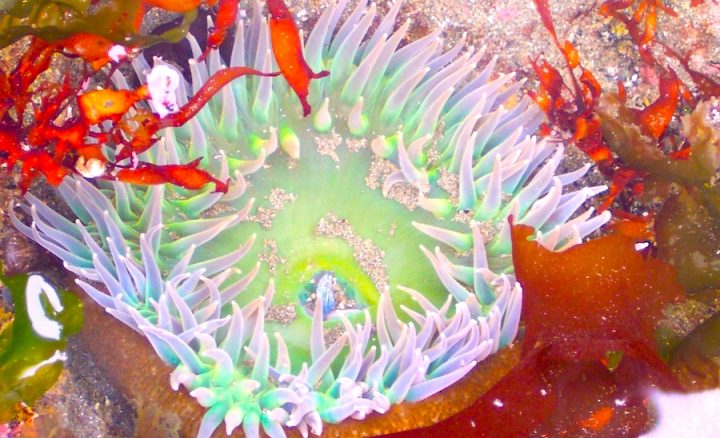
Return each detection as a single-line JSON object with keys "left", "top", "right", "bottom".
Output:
{"left": 198, "top": 0, "right": 237, "bottom": 61}
{"left": 155, "top": 67, "right": 279, "bottom": 129}
{"left": 530, "top": 0, "right": 623, "bottom": 209}
{"left": 0, "top": 32, "right": 280, "bottom": 193}
{"left": 61, "top": 33, "right": 123, "bottom": 70}
{"left": 0, "top": 0, "right": 338, "bottom": 194}
{"left": 143, "top": 0, "right": 204, "bottom": 13}
{"left": 78, "top": 89, "right": 147, "bottom": 125}
{"left": 599, "top": 0, "right": 677, "bottom": 62}
{"left": 267, "top": 0, "right": 330, "bottom": 116}
{"left": 637, "top": 70, "right": 681, "bottom": 140}
{"left": 597, "top": 0, "right": 720, "bottom": 101}
{"left": 114, "top": 158, "right": 229, "bottom": 192}
{"left": 529, "top": 0, "right": 716, "bottom": 215}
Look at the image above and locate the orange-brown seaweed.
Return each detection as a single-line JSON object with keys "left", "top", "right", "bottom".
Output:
{"left": 78, "top": 88, "right": 147, "bottom": 125}
{"left": 113, "top": 158, "right": 229, "bottom": 192}
{"left": 386, "top": 222, "right": 685, "bottom": 437}
{"left": 156, "top": 67, "right": 278, "bottom": 129}
{"left": 511, "top": 222, "right": 683, "bottom": 348}
{"left": 61, "top": 33, "right": 123, "bottom": 70}
{"left": 267, "top": 0, "right": 329, "bottom": 116}
{"left": 143, "top": 0, "right": 203, "bottom": 13}
{"left": 599, "top": 0, "right": 677, "bottom": 62}
{"left": 530, "top": 1, "right": 627, "bottom": 210}
{"left": 198, "top": 0, "right": 236, "bottom": 61}
{"left": 637, "top": 70, "right": 680, "bottom": 140}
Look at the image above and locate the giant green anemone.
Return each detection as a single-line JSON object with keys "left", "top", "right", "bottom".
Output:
{"left": 12, "top": 0, "right": 610, "bottom": 437}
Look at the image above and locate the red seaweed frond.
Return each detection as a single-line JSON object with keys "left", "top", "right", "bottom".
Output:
{"left": 599, "top": 0, "right": 718, "bottom": 101}
{"left": 659, "top": 42, "right": 720, "bottom": 101}
{"left": 197, "top": 0, "right": 236, "bottom": 62}
{"left": 268, "top": 0, "right": 330, "bottom": 116}
{"left": 637, "top": 69, "right": 681, "bottom": 139}
{"left": 0, "top": 31, "right": 276, "bottom": 194}
{"left": 528, "top": 0, "right": 713, "bottom": 215}
{"left": 599, "top": 0, "right": 678, "bottom": 62}
{"left": 0, "top": 0, "right": 326, "bottom": 194}
{"left": 112, "top": 158, "right": 229, "bottom": 192}
{"left": 531, "top": 0, "right": 623, "bottom": 208}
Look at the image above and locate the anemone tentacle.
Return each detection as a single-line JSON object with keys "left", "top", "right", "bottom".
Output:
{"left": 13, "top": 175, "right": 518, "bottom": 437}
{"left": 15, "top": 1, "right": 611, "bottom": 437}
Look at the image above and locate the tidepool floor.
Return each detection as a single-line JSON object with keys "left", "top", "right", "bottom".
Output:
{"left": 1, "top": 0, "right": 719, "bottom": 436}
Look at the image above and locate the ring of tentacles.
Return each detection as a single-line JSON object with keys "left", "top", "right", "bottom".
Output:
{"left": 12, "top": 1, "right": 610, "bottom": 437}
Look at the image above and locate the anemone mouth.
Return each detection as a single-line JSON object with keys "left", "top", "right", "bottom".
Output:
{"left": 13, "top": 1, "right": 612, "bottom": 437}
{"left": 210, "top": 119, "right": 467, "bottom": 365}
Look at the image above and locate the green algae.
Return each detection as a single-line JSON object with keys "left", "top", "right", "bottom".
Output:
{"left": 671, "top": 309, "right": 720, "bottom": 389}
{"left": 0, "top": 0, "right": 196, "bottom": 48}
{"left": 655, "top": 188, "right": 720, "bottom": 293}
{"left": 599, "top": 95, "right": 720, "bottom": 293}
{"left": 0, "top": 267, "right": 83, "bottom": 422}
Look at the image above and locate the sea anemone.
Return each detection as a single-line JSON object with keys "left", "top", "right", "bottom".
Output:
{"left": 12, "top": 0, "right": 610, "bottom": 436}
